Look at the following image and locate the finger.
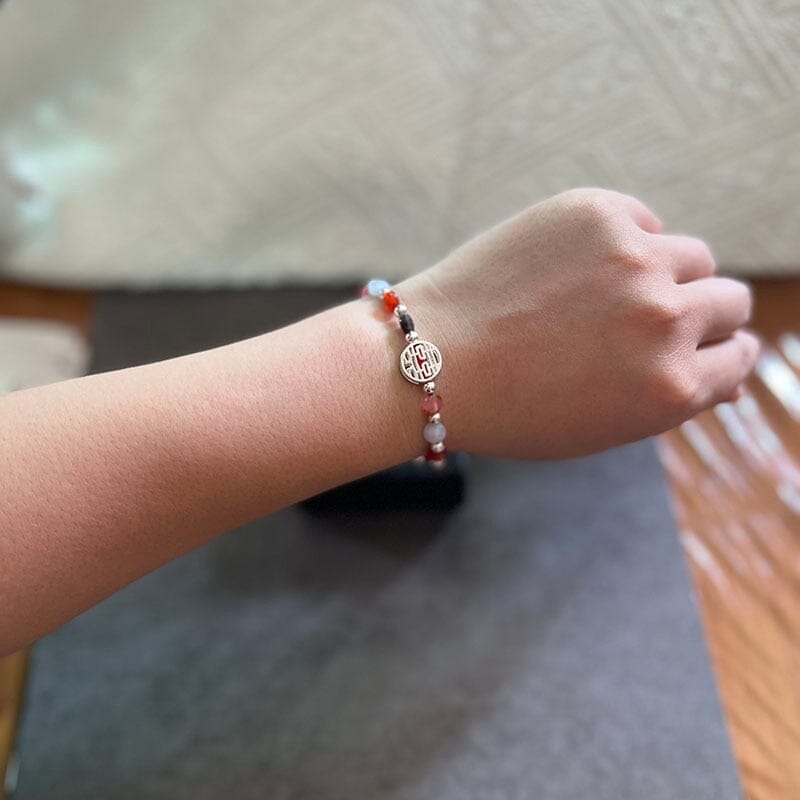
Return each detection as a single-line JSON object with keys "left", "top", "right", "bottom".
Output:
{"left": 694, "top": 330, "right": 760, "bottom": 410}
{"left": 660, "top": 234, "right": 716, "bottom": 283}
{"left": 684, "top": 277, "right": 753, "bottom": 344}
{"left": 600, "top": 189, "right": 663, "bottom": 234}
{"left": 730, "top": 384, "right": 746, "bottom": 402}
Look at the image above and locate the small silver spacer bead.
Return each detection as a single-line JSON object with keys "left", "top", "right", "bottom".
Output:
{"left": 405, "top": 330, "right": 419, "bottom": 342}
{"left": 428, "top": 413, "right": 441, "bottom": 424}
{"left": 423, "top": 381, "right": 436, "bottom": 394}
{"left": 394, "top": 304, "right": 408, "bottom": 317}
{"left": 429, "top": 458, "right": 447, "bottom": 470}
{"left": 430, "top": 441, "right": 445, "bottom": 453}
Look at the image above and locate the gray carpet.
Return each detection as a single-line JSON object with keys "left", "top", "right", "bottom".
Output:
{"left": 15, "top": 289, "right": 741, "bottom": 799}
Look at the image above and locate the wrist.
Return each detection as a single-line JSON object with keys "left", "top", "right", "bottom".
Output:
{"left": 329, "top": 298, "right": 427, "bottom": 466}
{"left": 391, "top": 271, "right": 474, "bottom": 454}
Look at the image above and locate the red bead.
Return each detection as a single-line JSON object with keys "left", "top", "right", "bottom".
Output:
{"left": 425, "top": 445, "right": 447, "bottom": 462}
{"left": 421, "top": 394, "right": 442, "bottom": 414}
{"left": 382, "top": 290, "right": 400, "bottom": 313}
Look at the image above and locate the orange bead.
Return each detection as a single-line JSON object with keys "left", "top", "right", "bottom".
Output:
{"left": 425, "top": 445, "right": 447, "bottom": 462}
{"left": 382, "top": 290, "right": 400, "bottom": 313}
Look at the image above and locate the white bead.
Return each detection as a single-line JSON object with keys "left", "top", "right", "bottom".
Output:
{"left": 430, "top": 441, "right": 445, "bottom": 453}
{"left": 423, "top": 422, "right": 446, "bottom": 444}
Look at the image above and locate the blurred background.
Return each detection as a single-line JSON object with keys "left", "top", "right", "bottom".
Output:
{"left": 1, "top": 2, "right": 799, "bottom": 799}
{"left": 0, "top": 0, "right": 799, "bottom": 285}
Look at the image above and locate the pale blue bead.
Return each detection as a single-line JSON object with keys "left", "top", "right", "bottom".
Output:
{"left": 423, "top": 422, "right": 446, "bottom": 444}
{"left": 367, "top": 279, "right": 390, "bottom": 297}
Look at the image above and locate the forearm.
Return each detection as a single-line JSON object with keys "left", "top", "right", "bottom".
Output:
{"left": 0, "top": 297, "right": 423, "bottom": 653}
{"left": 0, "top": 187, "right": 759, "bottom": 654}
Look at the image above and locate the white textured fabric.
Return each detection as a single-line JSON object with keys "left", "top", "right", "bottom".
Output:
{"left": 0, "top": 0, "right": 798, "bottom": 286}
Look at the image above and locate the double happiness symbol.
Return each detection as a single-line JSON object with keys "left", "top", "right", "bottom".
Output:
{"left": 400, "top": 340, "right": 442, "bottom": 384}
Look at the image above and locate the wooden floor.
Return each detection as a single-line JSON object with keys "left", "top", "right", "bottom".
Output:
{"left": 0, "top": 652, "right": 27, "bottom": 800}
{"left": 659, "top": 278, "right": 800, "bottom": 799}
{"left": 0, "top": 278, "right": 797, "bottom": 799}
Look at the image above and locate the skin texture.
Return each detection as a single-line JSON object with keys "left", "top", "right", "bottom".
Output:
{"left": 0, "top": 188, "right": 757, "bottom": 655}
{"left": 395, "top": 188, "right": 757, "bottom": 457}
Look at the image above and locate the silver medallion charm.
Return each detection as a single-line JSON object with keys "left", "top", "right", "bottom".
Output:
{"left": 399, "top": 339, "right": 442, "bottom": 385}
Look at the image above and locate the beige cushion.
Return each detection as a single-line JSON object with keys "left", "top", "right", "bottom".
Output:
{"left": 0, "top": 319, "right": 88, "bottom": 393}
{"left": 0, "top": 1, "right": 797, "bottom": 286}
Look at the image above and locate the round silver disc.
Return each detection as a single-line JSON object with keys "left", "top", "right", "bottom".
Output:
{"left": 399, "top": 339, "right": 442, "bottom": 385}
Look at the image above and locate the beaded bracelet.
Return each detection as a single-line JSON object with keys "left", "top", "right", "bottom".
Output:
{"left": 360, "top": 278, "right": 448, "bottom": 468}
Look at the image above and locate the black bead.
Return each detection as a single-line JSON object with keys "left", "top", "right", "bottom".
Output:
{"left": 399, "top": 312, "right": 415, "bottom": 334}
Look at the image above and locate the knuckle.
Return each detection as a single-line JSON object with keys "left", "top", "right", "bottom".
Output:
{"left": 650, "top": 296, "right": 687, "bottom": 327}
{"left": 627, "top": 291, "right": 689, "bottom": 333}
{"left": 648, "top": 363, "right": 699, "bottom": 414}
{"left": 609, "top": 237, "right": 655, "bottom": 273}
{"left": 560, "top": 188, "right": 616, "bottom": 225}
{"left": 558, "top": 186, "right": 605, "bottom": 204}
{"left": 579, "top": 196, "right": 617, "bottom": 227}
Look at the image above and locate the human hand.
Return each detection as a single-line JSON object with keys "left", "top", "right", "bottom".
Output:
{"left": 395, "top": 188, "right": 758, "bottom": 459}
